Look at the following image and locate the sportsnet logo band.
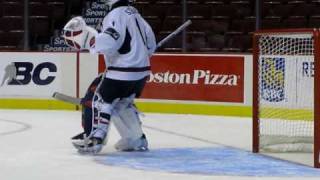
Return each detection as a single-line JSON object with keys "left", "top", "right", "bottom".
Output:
{"left": 260, "top": 57, "right": 285, "bottom": 102}
{"left": 148, "top": 70, "right": 239, "bottom": 86}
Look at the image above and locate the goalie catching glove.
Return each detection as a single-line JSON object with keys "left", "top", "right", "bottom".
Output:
{"left": 63, "top": 16, "right": 98, "bottom": 51}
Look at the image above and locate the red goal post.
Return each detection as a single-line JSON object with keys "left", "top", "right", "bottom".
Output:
{"left": 252, "top": 28, "right": 320, "bottom": 168}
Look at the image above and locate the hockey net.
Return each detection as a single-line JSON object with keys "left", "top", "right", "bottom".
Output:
{"left": 252, "top": 29, "right": 320, "bottom": 168}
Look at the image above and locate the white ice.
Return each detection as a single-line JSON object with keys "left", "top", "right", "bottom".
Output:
{"left": 0, "top": 109, "right": 319, "bottom": 180}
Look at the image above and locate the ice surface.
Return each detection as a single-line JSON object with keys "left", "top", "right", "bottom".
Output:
{"left": 0, "top": 109, "right": 320, "bottom": 180}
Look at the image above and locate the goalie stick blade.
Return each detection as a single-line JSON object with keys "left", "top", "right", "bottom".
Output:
{"left": 52, "top": 92, "right": 82, "bottom": 105}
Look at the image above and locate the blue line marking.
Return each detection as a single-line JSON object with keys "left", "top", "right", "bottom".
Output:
{"left": 96, "top": 147, "right": 320, "bottom": 177}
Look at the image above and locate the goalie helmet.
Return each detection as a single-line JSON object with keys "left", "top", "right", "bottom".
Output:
{"left": 63, "top": 16, "right": 97, "bottom": 50}
{"left": 98, "top": 0, "right": 134, "bottom": 11}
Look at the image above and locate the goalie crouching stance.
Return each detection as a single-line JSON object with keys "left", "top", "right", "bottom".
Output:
{"left": 63, "top": 0, "right": 156, "bottom": 154}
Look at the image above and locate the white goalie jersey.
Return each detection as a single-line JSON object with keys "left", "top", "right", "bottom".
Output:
{"left": 91, "top": 6, "right": 156, "bottom": 81}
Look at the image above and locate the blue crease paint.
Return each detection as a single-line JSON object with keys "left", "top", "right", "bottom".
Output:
{"left": 95, "top": 147, "right": 320, "bottom": 177}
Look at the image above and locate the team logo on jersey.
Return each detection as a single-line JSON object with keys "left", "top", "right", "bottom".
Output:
{"left": 260, "top": 57, "right": 285, "bottom": 102}
{"left": 104, "top": 27, "right": 120, "bottom": 40}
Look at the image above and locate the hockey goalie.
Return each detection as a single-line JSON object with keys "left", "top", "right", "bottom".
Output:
{"left": 62, "top": 0, "right": 156, "bottom": 154}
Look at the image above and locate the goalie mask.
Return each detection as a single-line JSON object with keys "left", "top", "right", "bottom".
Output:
{"left": 63, "top": 16, "right": 98, "bottom": 50}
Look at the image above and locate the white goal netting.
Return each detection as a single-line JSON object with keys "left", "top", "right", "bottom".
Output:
{"left": 258, "top": 33, "right": 315, "bottom": 152}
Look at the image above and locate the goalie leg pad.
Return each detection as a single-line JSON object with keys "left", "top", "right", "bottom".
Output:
{"left": 113, "top": 94, "right": 143, "bottom": 139}
{"left": 90, "top": 92, "right": 120, "bottom": 142}
{"left": 76, "top": 74, "right": 103, "bottom": 137}
{"left": 112, "top": 94, "right": 148, "bottom": 151}
{"left": 72, "top": 93, "right": 119, "bottom": 154}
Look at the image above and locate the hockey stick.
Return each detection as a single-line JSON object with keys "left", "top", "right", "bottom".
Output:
{"left": 53, "top": 20, "right": 192, "bottom": 105}
{"left": 156, "top": 19, "right": 192, "bottom": 49}
{"left": 53, "top": 92, "right": 82, "bottom": 105}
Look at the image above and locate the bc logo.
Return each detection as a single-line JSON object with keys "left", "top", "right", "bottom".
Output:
{"left": 1, "top": 62, "right": 57, "bottom": 86}
{"left": 260, "top": 57, "right": 285, "bottom": 102}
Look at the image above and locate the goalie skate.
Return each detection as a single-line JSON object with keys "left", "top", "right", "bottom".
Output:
{"left": 114, "top": 134, "right": 149, "bottom": 152}
{"left": 71, "top": 131, "right": 107, "bottom": 154}
{"left": 72, "top": 136, "right": 104, "bottom": 154}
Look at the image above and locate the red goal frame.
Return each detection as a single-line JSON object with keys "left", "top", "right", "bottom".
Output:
{"left": 252, "top": 28, "right": 320, "bottom": 168}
